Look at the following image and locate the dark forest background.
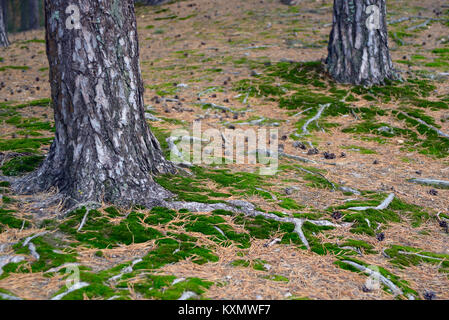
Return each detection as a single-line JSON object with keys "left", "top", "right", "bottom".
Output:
{"left": 2, "top": 0, "right": 44, "bottom": 32}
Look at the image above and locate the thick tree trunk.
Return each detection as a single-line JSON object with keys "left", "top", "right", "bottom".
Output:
{"left": 326, "top": 0, "right": 396, "bottom": 86}
{"left": 14, "top": 0, "right": 176, "bottom": 209}
{"left": 0, "top": 0, "right": 8, "bottom": 47}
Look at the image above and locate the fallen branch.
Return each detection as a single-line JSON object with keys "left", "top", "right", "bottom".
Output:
{"left": 347, "top": 193, "right": 395, "bottom": 211}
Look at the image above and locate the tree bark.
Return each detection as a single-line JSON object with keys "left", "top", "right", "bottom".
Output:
{"left": 13, "top": 0, "right": 176, "bottom": 209}
{"left": 0, "top": 0, "right": 8, "bottom": 47}
{"left": 326, "top": 0, "right": 396, "bottom": 86}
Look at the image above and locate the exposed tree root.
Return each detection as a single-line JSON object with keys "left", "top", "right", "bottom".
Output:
{"left": 347, "top": 193, "right": 395, "bottom": 211}
{"left": 108, "top": 258, "right": 143, "bottom": 282}
{"left": 22, "top": 231, "right": 48, "bottom": 247}
{"left": 22, "top": 231, "right": 49, "bottom": 260}
{"left": 408, "top": 178, "right": 449, "bottom": 189}
{"left": 339, "top": 186, "right": 361, "bottom": 195}
{"left": 51, "top": 282, "right": 90, "bottom": 300}
{"left": 279, "top": 151, "right": 317, "bottom": 164}
{"left": 200, "top": 102, "right": 238, "bottom": 114}
{"left": 296, "top": 166, "right": 337, "bottom": 191}
{"left": 399, "top": 112, "right": 449, "bottom": 138}
{"left": 300, "top": 103, "right": 329, "bottom": 136}
{"left": 0, "top": 293, "right": 22, "bottom": 300}
{"left": 0, "top": 255, "right": 25, "bottom": 276}
{"left": 397, "top": 251, "right": 445, "bottom": 262}
{"left": 164, "top": 199, "right": 340, "bottom": 250}
{"left": 407, "top": 19, "right": 431, "bottom": 31}
{"left": 340, "top": 260, "right": 404, "bottom": 297}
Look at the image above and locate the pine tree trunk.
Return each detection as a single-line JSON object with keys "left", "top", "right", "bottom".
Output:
{"left": 14, "top": 0, "right": 176, "bottom": 209}
{"left": 0, "top": 0, "right": 8, "bottom": 47}
{"left": 326, "top": 0, "right": 396, "bottom": 86}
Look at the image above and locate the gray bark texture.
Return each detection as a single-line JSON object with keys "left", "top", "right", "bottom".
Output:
{"left": 0, "top": 0, "right": 8, "bottom": 47}
{"left": 326, "top": 0, "right": 396, "bottom": 86}
{"left": 13, "top": 0, "right": 176, "bottom": 209}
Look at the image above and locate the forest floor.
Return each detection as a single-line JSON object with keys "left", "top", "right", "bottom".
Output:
{"left": 0, "top": 0, "right": 449, "bottom": 300}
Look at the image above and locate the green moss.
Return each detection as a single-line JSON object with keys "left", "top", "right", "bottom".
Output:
{"left": 341, "top": 145, "right": 377, "bottom": 155}
{"left": 252, "top": 259, "right": 269, "bottom": 271}
{"left": 278, "top": 198, "right": 303, "bottom": 210}
{"left": 5, "top": 115, "right": 53, "bottom": 131}
{"left": 0, "top": 65, "right": 30, "bottom": 71}
{"left": 133, "top": 237, "right": 219, "bottom": 270}
{"left": 0, "top": 138, "right": 53, "bottom": 153}
{"left": 329, "top": 194, "right": 430, "bottom": 236}
{"left": 263, "top": 274, "right": 289, "bottom": 282}
{"left": 340, "top": 239, "right": 377, "bottom": 254}
{"left": 231, "top": 259, "right": 250, "bottom": 267}
{"left": 334, "top": 257, "right": 418, "bottom": 298}
{"left": 128, "top": 275, "right": 212, "bottom": 300}
{"left": 0, "top": 209, "right": 30, "bottom": 230}
{"left": 156, "top": 166, "right": 271, "bottom": 204}
{"left": 22, "top": 236, "right": 78, "bottom": 273}
{"left": 385, "top": 245, "right": 449, "bottom": 273}
{"left": 59, "top": 208, "right": 164, "bottom": 249}
{"left": 1, "top": 155, "right": 44, "bottom": 176}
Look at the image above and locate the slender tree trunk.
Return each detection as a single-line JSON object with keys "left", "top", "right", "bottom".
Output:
{"left": 28, "top": 0, "right": 40, "bottom": 30}
{"left": 14, "top": 0, "right": 176, "bottom": 209}
{"left": 0, "top": 0, "right": 8, "bottom": 47}
{"left": 326, "top": 0, "right": 396, "bottom": 86}
{"left": 20, "top": 0, "right": 28, "bottom": 31}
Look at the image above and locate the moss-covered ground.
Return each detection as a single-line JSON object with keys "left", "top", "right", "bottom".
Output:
{"left": 0, "top": 0, "right": 448, "bottom": 300}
